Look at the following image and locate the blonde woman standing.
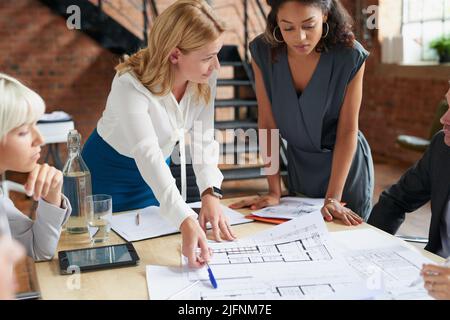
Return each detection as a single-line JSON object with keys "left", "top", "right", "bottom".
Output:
{"left": 82, "top": 0, "right": 235, "bottom": 268}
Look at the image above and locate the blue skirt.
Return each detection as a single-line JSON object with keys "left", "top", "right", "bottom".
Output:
{"left": 82, "top": 129, "right": 170, "bottom": 213}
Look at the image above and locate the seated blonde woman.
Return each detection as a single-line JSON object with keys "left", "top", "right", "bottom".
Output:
{"left": 0, "top": 73, "right": 72, "bottom": 261}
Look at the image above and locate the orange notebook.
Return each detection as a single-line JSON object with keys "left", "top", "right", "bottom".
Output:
{"left": 245, "top": 214, "right": 289, "bottom": 225}
{"left": 243, "top": 199, "right": 347, "bottom": 225}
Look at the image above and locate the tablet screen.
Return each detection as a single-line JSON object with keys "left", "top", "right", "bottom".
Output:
{"left": 65, "top": 245, "right": 133, "bottom": 268}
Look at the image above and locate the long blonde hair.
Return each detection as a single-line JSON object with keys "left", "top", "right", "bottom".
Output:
{"left": 116, "top": 0, "right": 225, "bottom": 104}
{"left": 0, "top": 73, "right": 45, "bottom": 141}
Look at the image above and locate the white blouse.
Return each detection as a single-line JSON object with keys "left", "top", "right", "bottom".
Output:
{"left": 97, "top": 70, "right": 223, "bottom": 229}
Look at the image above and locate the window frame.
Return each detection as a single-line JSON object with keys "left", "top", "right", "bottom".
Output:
{"left": 401, "top": 0, "right": 450, "bottom": 61}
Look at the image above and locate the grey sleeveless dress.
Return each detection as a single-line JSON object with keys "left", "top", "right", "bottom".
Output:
{"left": 250, "top": 35, "right": 374, "bottom": 220}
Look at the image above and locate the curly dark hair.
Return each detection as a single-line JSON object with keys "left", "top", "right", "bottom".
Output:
{"left": 263, "top": 0, "right": 355, "bottom": 53}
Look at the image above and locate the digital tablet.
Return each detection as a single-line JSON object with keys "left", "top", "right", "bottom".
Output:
{"left": 58, "top": 243, "right": 140, "bottom": 275}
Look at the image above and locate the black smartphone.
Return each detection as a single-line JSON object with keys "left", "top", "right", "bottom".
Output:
{"left": 58, "top": 243, "right": 140, "bottom": 275}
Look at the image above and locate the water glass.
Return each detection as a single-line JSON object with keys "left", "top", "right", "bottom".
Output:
{"left": 87, "top": 195, "right": 112, "bottom": 243}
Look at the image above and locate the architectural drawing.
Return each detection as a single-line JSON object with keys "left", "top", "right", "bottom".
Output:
{"left": 210, "top": 234, "right": 332, "bottom": 266}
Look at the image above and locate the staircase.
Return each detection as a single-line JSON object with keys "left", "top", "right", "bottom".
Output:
{"left": 40, "top": 0, "right": 152, "bottom": 55}
{"left": 216, "top": 45, "right": 268, "bottom": 182}
{"left": 40, "top": 0, "right": 287, "bottom": 202}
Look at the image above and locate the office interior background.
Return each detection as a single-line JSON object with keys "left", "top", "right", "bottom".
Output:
{"left": 0, "top": 0, "right": 449, "bottom": 248}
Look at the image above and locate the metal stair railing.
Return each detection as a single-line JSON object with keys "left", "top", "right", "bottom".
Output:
{"left": 93, "top": 0, "right": 156, "bottom": 42}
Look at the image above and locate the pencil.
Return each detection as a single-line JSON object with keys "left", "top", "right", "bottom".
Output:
{"left": 135, "top": 212, "right": 140, "bottom": 226}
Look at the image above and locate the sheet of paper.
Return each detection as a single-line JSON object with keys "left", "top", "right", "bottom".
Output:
{"left": 146, "top": 265, "right": 206, "bottom": 300}
{"left": 251, "top": 197, "right": 323, "bottom": 220}
{"left": 146, "top": 214, "right": 438, "bottom": 300}
{"left": 146, "top": 264, "right": 376, "bottom": 300}
{"left": 331, "top": 228, "right": 410, "bottom": 251}
{"left": 331, "top": 229, "right": 435, "bottom": 300}
{"left": 146, "top": 211, "right": 378, "bottom": 300}
{"left": 111, "top": 203, "right": 252, "bottom": 242}
{"left": 247, "top": 209, "right": 329, "bottom": 243}
{"left": 187, "top": 212, "right": 342, "bottom": 282}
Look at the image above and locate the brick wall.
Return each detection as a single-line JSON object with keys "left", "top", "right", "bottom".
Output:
{"left": 343, "top": 0, "right": 449, "bottom": 164}
{"left": 0, "top": 0, "right": 117, "bottom": 144}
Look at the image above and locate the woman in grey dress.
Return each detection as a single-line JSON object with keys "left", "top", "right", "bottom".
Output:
{"left": 231, "top": 0, "right": 374, "bottom": 223}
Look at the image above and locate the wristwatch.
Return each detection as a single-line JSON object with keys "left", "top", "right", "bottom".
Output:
{"left": 201, "top": 186, "right": 223, "bottom": 199}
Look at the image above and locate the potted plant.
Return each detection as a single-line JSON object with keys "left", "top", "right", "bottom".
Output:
{"left": 430, "top": 36, "right": 450, "bottom": 63}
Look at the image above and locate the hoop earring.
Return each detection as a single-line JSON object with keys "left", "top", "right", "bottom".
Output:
{"left": 322, "top": 22, "right": 330, "bottom": 38}
{"left": 273, "top": 26, "right": 284, "bottom": 43}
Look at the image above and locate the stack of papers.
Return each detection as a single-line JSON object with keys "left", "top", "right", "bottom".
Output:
{"left": 250, "top": 197, "right": 323, "bottom": 220}
{"left": 111, "top": 202, "right": 252, "bottom": 242}
{"left": 146, "top": 211, "right": 379, "bottom": 300}
{"left": 146, "top": 209, "right": 435, "bottom": 300}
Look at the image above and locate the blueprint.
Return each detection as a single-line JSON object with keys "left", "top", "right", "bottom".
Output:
{"left": 331, "top": 229, "right": 435, "bottom": 300}
{"left": 146, "top": 213, "right": 438, "bottom": 300}
{"left": 146, "top": 212, "right": 376, "bottom": 300}
{"left": 251, "top": 197, "right": 323, "bottom": 220}
{"left": 146, "top": 264, "right": 375, "bottom": 300}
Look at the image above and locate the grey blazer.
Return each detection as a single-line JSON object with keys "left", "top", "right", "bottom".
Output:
{"left": 368, "top": 131, "right": 450, "bottom": 254}
{"left": 0, "top": 190, "right": 71, "bottom": 261}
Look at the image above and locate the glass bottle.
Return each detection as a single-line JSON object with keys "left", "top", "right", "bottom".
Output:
{"left": 62, "top": 130, "right": 92, "bottom": 234}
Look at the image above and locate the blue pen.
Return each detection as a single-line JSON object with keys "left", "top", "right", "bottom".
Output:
{"left": 206, "top": 263, "right": 218, "bottom": 289}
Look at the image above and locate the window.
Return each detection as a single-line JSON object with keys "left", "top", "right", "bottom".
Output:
{"left": 402, "top": 0, "right": 450, "bottom": 61}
